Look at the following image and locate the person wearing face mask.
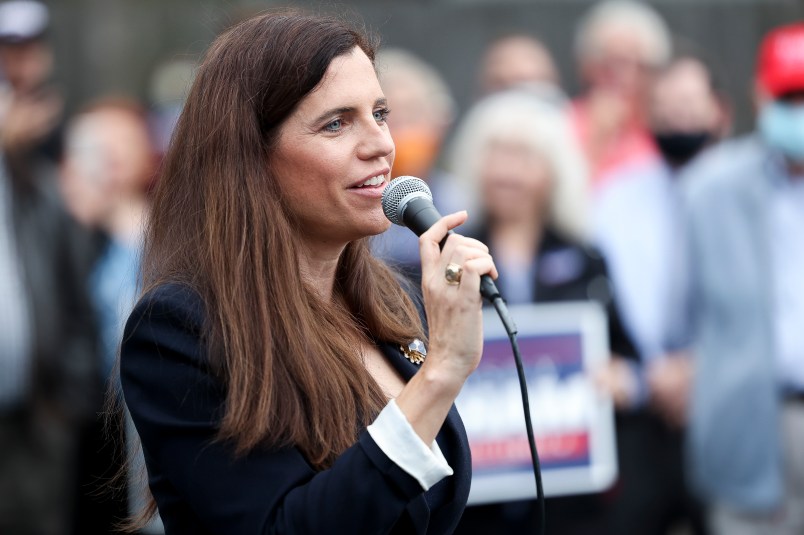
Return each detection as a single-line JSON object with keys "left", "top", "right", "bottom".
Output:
{"left": 589, "top": 49, "right": 729, "bottom": 535}
{"left": 646, "top": 49, "right": 731, "bottom": 171}
{"left": 681, "top": 22, "right": 804, "bottom": 535}
{"left": 592, "top": 51, "right": 729, "bottom": 418}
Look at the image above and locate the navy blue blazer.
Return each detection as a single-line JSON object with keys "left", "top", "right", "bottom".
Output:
{"left": 120, "top": 283, "right": 471, "bottom": 534}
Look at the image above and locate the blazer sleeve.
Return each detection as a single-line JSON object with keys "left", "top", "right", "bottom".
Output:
{"left": 120, "top": 284, "right": 429, "bottom": 535}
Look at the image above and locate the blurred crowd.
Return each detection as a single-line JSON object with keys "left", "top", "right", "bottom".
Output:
{"left": 0, "top": 0, "right": 802, "bottom": 534}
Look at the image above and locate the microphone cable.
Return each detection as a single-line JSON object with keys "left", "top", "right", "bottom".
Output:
{"left": 490, "top": 296, "right": 545, "bottom": 535}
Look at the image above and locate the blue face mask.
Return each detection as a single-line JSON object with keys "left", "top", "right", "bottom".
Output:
{"left": 758, "top": 101, "right": 804, "bottom": 164}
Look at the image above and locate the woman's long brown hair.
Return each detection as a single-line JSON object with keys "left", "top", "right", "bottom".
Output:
{"left": 122, "top": 9, "right": 425, "bottom": 528}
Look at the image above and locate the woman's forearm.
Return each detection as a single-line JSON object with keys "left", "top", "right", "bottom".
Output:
{"left": 395, "top": 360, "right": 467, "bottom": 444}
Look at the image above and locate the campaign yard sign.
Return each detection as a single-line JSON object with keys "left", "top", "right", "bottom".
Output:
{"left": 457, "top": 302, "right": 618, "bottom": 504}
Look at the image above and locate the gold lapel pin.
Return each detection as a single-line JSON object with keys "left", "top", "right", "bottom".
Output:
{"left": 400, "top": 338, "right": 427, "bottom": 365}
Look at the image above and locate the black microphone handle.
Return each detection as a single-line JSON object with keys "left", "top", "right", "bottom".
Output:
{"left": 401, "top": 197, "right": 501, "bottom": 302}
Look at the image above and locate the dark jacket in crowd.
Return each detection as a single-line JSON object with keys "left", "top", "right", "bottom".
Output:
{"left": 0, "top": 158, "right": 100, "bottom": 535}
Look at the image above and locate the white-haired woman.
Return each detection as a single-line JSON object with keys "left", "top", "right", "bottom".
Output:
{"left": 446, "top": 89, "right": 641, "bottom": 534}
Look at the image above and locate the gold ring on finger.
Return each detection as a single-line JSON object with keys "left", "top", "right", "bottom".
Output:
{"left": 445, "top": 263, "right": 463, "bottom": 285}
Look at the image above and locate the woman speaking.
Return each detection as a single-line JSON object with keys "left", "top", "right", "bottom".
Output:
{"left": 119, "top": 10, "right": 496, "bottom": 535}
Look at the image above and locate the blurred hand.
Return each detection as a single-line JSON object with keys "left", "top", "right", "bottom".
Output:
{"left": 593, "top": 355, "right": 639, "bottom": 409}
{"left": 418, "top": 210, "right": 498, "bottom": 383}
{"left": 647, "top": 352, "right": 693, "bottom": 429}
{"left": 586, "top": 89, "right": 630, "bottom": 146}
{"left": 1, "top": 90, "right": 62, "bottom": 153}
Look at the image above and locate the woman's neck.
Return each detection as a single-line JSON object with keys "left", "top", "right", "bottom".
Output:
{"left": 489, "top": 216, "right": 544, "bottom": 269}
{"left": 297, "top": 238, "right": 347, "bottom": 302}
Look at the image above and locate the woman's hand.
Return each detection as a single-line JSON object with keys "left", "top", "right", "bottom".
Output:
{"left": 396, "top": 211, "right": 498, "bottom": 444}
{"left": 419, "top": 211, "right": 498, "bottom": 382}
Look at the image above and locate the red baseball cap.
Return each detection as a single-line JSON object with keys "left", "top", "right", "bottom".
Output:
{"left": 757, "top": 22, "right": 804, "bottom": 98}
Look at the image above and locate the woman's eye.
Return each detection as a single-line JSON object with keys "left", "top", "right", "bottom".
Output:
{"left": 373, "top": 108, "right": 391, "bottom": 123}
{"left": 324, "top": 119, "right": 342, "bottom": 132}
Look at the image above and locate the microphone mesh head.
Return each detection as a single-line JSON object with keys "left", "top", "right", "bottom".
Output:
{"left": 382, "top": 176, "right": 433, "bottom": 226}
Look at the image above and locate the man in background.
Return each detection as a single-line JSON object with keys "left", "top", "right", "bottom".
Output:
{"left": 684, "top": 22, "right": 804, "bottom": 534}
{"left": 572, "top": 0, "right": 672, "bottom": 188}
{"left": 593, "top": 50, "right": 730, "bottom": 419}
{"left": 0, "top": 1, "right": 99, "bottom": 533}
{"left": 477, "top": 33, "right": 560, "bottom": 96}
{"left": 0, "top": 0, "right": 62, "bottom": 166}
{"left": 591, "top": 49, "right": 730, "bottom": 535}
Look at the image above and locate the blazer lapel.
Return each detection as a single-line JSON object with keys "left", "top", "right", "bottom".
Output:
{"left": 379, "top": 341, "right": 421, "bottom": 381}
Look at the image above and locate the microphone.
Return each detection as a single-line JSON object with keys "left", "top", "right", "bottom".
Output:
{"left": 381, "top": 175, "right": 502, "bottom": 303}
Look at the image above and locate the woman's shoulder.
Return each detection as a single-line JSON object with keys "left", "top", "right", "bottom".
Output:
{"left": 127, "top": 282, "right": 206, "bottom": 331}
{"left": 122, "top": 282, "right": 210, "bottom": 370}
{"left": 138, "top": 281, "right": 204, "bottom": 307}
{"left": 120, "top": 282, "right": 225, "bottom": 459}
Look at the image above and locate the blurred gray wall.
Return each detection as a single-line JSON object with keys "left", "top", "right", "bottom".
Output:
{"left": 47, "top": 0, "right": 804, "bottom": 134}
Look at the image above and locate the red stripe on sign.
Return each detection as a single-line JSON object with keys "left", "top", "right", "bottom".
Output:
{"left": 471, "top": 433, "right": 589, "bottom": 468}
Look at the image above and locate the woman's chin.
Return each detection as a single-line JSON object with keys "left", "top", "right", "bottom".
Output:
{"left": 363, "top": 218, "right": 393, "bottom": 239}
{"left": 334, "top": 219, "right": 393, "bottom": 245}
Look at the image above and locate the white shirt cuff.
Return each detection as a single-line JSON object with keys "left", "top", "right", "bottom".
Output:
{"left": 367, "top": 399, "right": 454, "bottom": 491}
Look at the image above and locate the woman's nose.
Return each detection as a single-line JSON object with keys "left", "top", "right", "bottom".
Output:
{"left": 358, "top": 119, "right": 395, "bottom": 161}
